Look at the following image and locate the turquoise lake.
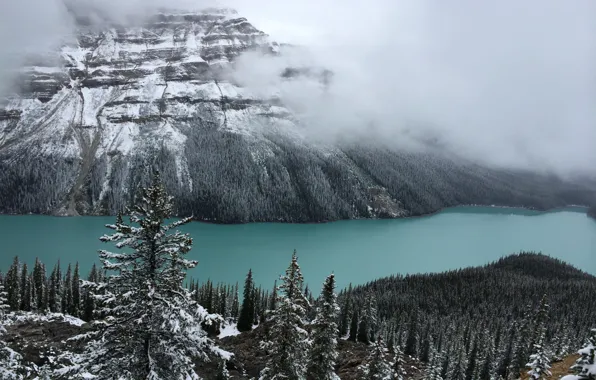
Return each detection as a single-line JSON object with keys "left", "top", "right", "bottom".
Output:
{"left": 1, "top": 207, "right": 595, "bottom": 290}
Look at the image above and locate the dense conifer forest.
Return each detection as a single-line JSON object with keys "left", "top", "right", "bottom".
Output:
{"left": 0, "top": 177, "right": 594, "bottom": 379}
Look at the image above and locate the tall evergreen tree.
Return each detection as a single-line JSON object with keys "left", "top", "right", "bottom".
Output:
{"left": 392, "top": 343, "right": 407, "bottom": 380}
{"left": 465, "top": 338, "right": 479, "bottom": 380}
{"left": 449, "top": 344, "right": 468, "bottom": 380}
{"left": 231, "top": 282, "right": 239, "bottom": 321}
{"left": 359, "top": 337, "right": 392, "bottom": 380}
{"left": 526, "top": 295, "right": 551, "bottom": 380}
{"left": 526, "top": 342, "right": 551, "bottom": 380}
{"left": 308, "top": 273, "right": 340, "bottom": 380}
{"left": 70, "top": 263, "right": 80, "bottom": 317}
{"left": 404, "top": 311, "right": 419, "bottom": 357}
{"left": 62, "top": 264, "right": 72, "bottom": 315}
{"left": 479, "top": 335, "right": 495, "bottom": 380}
{"left": 5, "top": 257, "right": 20, "bottom": 311}
{"left": 0, "top": 282, "right": 8, "bottom": 320}
{"left": 511, "top": 308, "right": 534, "bottom": 378}
{"left": 19, "top": 263, "right": 29, "bottom": 311}
{"left": 69, "top": 172, "right": 218, "bottom": 379}
{"left": 426, "top": 347, "right": 444, "bottom": 380}
{"left": 48, "top": 263, "right": 59, "bottom": 313}
{"left": 338, "top": 283, "right": 352, "bottom": 338}
{"left": 32, "top": 258, "right": 45, "bottom": 311}
{"left": 237, "top": 269, "right": 255, "bottom": 332}
{"left": 260, "top": 251, "right": 310, "bottom": 380}
{"left": 349, "top": 310, "right": 359, "bottom": 342}
{"left": 268, "top": 280, "right": 277, "bottom": 311}
{"left": 82, "top": 263, "right": 98, "bottom": 322}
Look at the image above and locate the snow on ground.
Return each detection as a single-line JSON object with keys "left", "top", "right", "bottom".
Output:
{"left": 4, "top": 312, "right": 86, "bottom": 327}
{"left": 218, "top": 321, "right": 241, "bottom": 339}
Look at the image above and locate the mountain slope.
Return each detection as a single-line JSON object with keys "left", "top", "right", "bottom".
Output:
{"left": 1, "top": 8, "right": 595, "bottom": 222}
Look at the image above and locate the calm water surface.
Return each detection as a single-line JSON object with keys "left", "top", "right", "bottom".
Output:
{"left": 1, "top": 207, "right": 595, "bottom": 289}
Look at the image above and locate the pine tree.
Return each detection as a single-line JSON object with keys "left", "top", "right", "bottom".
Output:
{"left": 0, "top": 282, "right": 9, "bottom": 320}
{"left": 511, "top": 308, "right": 534, "bottom": 378}
{"left": 466, "top": 338, "right": 479, "bottom": 380}
{"left": 358, "top": 307, "right": 370, "bottom": 344}
{"left": 82, "top": 263, "right": 98, "bottom": 322}
{"left": 392, "top": 343, "right": 407, "bottom": 380}
{"left": 404, "top": 311, "right": 419, "bottom": 357}
{"left": 564, "top": 328, "right": 596, "bottom": 380}
{"left": 62, "top": 264, "right": 72, "bottom": 315}
{"left": 359, "top": 337, "right": 392, "bottom": 380}
{"left": 71, "top": 262, "right": 80, "bottom": 317}
{"left": 19, "top": 263, "right": 29, "bottom": 311}
{"left": 69, "top": 172, "right": 218, "bottom": 379}
{"left": 32, "top": 258, "right": 45, "bottom": 311}
{"left": 529, "top": 295, "right": 549, "bottom": 351}
{"left": 449, "top": 344, "right": 468, "bottom": 380}
{"left": 260, "top": 251, "right": 310, "bottom": 380}
{"left": 231, "top": 282, "right": 239, "bottom": 321}
{"left": 237, "top": 269, "right": 255, "bottom": 332}
{"left": 48, "top": 263, "right": 58, "bottom": 312}
{"left": 526, "top": 342, "right": 551, "bottom": 380}
{"left": 479, "top": 335, "right": 495, "bottom": 380}
{"left": 426, "top": 347, "right": 444, "bottom": 380}
{"left": 349, "top": 310, "right": 358, "bottom": 342}
{"left": 5, "top": 257, "right": 20, "bottom": 311}
{"left": 339, "top": 283, "right": 352, "bottom": 338}
{"left": 307, "top": 273, "right": 340, "bottom": 380}
{"left": 269, "top": 280, "right": 277, "bottom": 311}
{"left": 526, "top": 295, "right": 551, "bottom": 380}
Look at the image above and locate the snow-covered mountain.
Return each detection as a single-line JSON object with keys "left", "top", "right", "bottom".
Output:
{"left": 0, "top": 8, "right": 594, "bottom": 222}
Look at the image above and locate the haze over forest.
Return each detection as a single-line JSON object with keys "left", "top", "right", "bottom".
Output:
{"left": 1, "top": 0, "right": 595, "bottom": 176}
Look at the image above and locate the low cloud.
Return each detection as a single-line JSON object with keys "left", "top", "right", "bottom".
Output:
{"left": 1, "top": 0, "right": 594, "bottom": 175}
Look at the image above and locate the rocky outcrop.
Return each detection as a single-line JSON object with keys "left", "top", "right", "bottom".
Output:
{"left": 1, "top": 7, "right": 595, "bottom": 222}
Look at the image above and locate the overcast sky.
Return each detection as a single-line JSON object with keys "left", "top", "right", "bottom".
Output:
{"left": 1, "top": 0, "right": 595, "bottom": 175}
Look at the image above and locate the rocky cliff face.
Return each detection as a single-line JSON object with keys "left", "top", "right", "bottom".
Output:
{"left": 0, "top": 8, "right": 595, "bottom": 222}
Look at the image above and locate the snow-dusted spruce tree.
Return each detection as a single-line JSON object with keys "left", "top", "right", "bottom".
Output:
{"left": 237, "top": 268, "right": 255, "bottom": 332}
{"left": 307, "top": 273, "right": 340, "bottom": 380}
{"left": 425, "top": 347, "right": 444, "bottom": 380}
{"left": 68, "top": 171, "right": 221, "bottom": 380}
{"left": 5, "top": 256, "right": 20, "bottom": 311}
{"left": 526, "top": 341, "right": 551, "bottom": 380}
{"left": 260, "top": 251, "right": 311, "bottom": 380}
{"left": 0, "top": 282, "right": 8, "bottom": 320}
{"left": 562, "top": 328, "right": 596, "bottom": 380}
{"left": 359, "top": 337, "right": 393, "bottom": 380}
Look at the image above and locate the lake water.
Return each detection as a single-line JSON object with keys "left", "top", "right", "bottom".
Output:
{"left": 1, "top": 207, "right": 595, "bottom": 290}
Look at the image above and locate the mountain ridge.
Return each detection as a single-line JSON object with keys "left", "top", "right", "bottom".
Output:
{"left": 1, "top": 8, "right": 595, "bottom": 222}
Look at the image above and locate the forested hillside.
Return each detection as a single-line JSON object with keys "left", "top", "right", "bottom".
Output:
{"left": 340, "top": 253, "right": 596, "bottom": 379}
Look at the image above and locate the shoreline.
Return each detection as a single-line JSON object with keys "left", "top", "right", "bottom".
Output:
{"left": 0, "top": 204, "right": 589, "bottom": 225}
